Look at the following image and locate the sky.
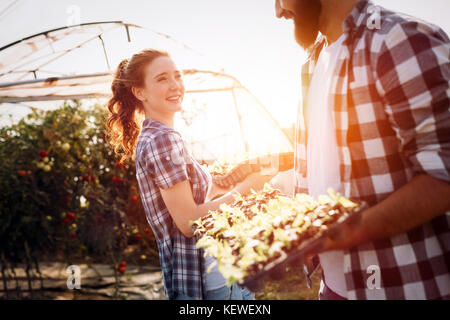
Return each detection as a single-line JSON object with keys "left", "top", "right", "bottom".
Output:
{"left": 1, "top": 0, "right": 449, "bottom": 127}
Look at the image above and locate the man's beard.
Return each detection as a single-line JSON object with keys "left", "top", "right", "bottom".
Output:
{"left": 292, "top": 0, "right": 322, "bottom": 49}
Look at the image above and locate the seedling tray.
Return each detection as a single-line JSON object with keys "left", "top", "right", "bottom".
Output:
{"left": 192, "top": 185, "right": 368, "bottom": 291}
{"left": 237, "top": 202, "right": 368, "bottom": 291}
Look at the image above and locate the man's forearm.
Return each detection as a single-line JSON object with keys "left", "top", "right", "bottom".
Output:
{"left": 358, "top": 174, "right": 450, "bottom": 244}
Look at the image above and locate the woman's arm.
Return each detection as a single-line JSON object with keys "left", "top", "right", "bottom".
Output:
{"left": 160, "top": 172, "right": 274, "bottom": 238}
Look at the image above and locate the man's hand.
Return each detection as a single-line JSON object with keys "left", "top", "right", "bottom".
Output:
{"left": 321, "top": 218, "right": 369, "bottom": 252}
{"left": 312, "top": 174, "right": 450, "bottom": 255}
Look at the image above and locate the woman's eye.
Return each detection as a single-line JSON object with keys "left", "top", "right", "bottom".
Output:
{"left": 158, "top": 77, "right": 167, "bottom": 82}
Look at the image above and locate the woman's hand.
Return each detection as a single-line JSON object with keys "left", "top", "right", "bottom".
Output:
{"left": 207, "top": 182, "right": 234, "bottom": 201}
{"left": 236, "top": 170, "right": 277, "bottom": 195}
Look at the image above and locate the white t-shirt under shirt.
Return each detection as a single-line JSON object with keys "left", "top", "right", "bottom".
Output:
{"left": 306, "top": 34, "right": 347, "bottom": 298}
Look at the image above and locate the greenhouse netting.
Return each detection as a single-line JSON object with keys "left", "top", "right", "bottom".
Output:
{"left": 0, "top": 21, "right": 293, "bottom": 162}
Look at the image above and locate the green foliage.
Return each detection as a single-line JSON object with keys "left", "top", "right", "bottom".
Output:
{"left": 0, "top": 101, "right": 158, "bottom": 268}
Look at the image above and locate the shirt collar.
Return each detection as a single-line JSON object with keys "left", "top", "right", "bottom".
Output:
{"left": 342, "top": 0, "right": 373, "bottom": 34}
{"left": 307, "top": 34, "right": 327, "bottom": 63}
{"left": 142, "top": 118, "right": 172, "bottom": 130}
{"left": 306, "top": 0, "right": 373, "bottom": 60}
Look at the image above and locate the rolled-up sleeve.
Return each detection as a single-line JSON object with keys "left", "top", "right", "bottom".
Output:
{"left": 375, "top": 20, "right": 450, "bottom": 182}
{"left": 145, "top": 131, "right": 190, "bottom": 189}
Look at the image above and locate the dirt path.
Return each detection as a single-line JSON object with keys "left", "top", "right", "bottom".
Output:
{"left": 0, "top": 262, "right": 166, "bottom": 300}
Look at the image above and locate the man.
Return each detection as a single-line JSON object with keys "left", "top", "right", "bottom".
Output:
{"left": 275, "top": 0, "right": 450, "bottom": 299}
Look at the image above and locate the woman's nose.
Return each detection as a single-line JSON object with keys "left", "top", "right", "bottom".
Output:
{"left": 170, "top": 78, "right": 184, "bottom": 93}
{"left": 169, "top": 78, "right": 180, "bottom": 90}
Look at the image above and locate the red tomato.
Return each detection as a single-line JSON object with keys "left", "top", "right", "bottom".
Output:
{"left": 118, "top": 266, "right": 126, "bottom": 274}
{"left": 17, "top": 170, "right": 26, "bottom": 177}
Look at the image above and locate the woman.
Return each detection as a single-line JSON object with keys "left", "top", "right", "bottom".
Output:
{"left": 105, "top": 49, "right": 273, "bottom": 300}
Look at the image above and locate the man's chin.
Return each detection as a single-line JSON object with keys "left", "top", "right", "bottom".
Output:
{"left": 294, "top": 25, "right": 319, "bottom": 50}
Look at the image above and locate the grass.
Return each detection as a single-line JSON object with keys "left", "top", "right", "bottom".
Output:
{"left": 255, "top": 266, "right": 321, "bottom": 300}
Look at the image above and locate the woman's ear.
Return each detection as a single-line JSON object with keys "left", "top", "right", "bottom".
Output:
{"left": 131, "top": 86, "right": 146, "bottom": 102}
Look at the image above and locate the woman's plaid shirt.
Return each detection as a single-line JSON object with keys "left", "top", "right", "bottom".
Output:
{"left": 135, "top": 119, "right": 211, "bottom": 300}
{"left": 296, "top": 0, "right": 450, "bottom": 299}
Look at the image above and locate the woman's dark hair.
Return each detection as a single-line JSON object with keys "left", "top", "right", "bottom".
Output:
{"left": 105, "top": 49, "right": 170, "bottom": 164}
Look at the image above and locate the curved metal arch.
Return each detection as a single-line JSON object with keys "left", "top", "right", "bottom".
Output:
{"left": 0, "top": 21, "right": 126, "bottom": 52}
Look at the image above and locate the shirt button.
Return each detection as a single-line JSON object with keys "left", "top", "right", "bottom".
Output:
{"left": 193, "top": 183, "right": 197, "bottom": 188}
{"left": 165, "top": 156, "right": 170, "bottom": 161}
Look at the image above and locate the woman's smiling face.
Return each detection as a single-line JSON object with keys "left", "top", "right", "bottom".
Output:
{"left": 135, "top": 55, "right": 185, "bottom": 116}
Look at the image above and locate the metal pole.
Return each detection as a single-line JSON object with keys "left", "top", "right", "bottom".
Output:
{"left": 98, "top": 35, "right": 111, "bottom": 71}
{"left": 231, "top": 88, "right": 248, "bottom": 153}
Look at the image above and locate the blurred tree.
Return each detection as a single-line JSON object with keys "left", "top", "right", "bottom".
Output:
{"left": 0, "top": 100, "right": 158, "bottom": 298}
